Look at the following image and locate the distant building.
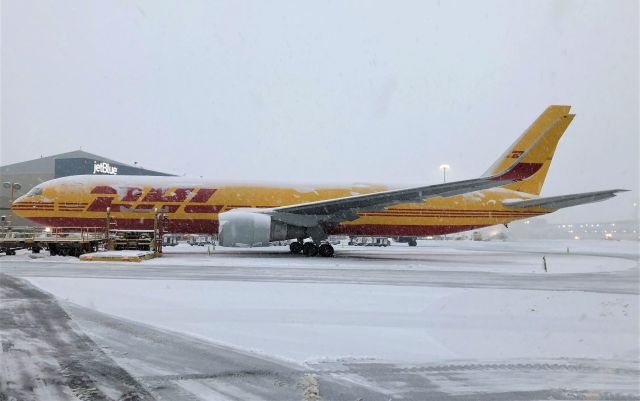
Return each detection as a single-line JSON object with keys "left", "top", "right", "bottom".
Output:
{"left": 475, "top": 217, "right": 639, "bottom": 241}
{"left": 0, "top": 150, "right": 173, "bottom": 226}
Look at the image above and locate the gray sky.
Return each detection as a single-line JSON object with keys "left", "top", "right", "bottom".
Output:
{"left": 2, "top": 0, "right": 638, "bottom": 222}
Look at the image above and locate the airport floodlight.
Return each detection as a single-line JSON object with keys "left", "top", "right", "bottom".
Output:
{"left": 3, "top": 182, "right": 21, "bottom": 190}
{"left": 439, "top": 164, "right": 450, "bottom": 183}
{"left": 3, "top": 182, "right": 22, "bottom": 202}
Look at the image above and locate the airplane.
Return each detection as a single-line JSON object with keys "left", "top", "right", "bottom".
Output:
{"left": 12, "top": 105, "right": 626, "bottom": 257}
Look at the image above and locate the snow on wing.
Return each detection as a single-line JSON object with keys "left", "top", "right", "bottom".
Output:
{"left": 264, "top": 123, "right": 556, "bottom": 223}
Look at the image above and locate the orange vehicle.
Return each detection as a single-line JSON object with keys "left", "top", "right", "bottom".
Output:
{"left": 12, "top": 105, "right": 625, "bottom": 256}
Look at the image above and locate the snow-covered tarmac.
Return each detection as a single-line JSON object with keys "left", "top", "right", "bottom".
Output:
{"left": 1, "top": 239, "right": 638, "bottom": 400}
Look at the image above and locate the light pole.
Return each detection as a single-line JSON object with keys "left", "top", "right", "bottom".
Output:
{"left": 2, "top": 181, "right": 22, "bottom": 204}
{"left": 439, "top": 164, "right": 450, "bottom": 183}
{"left": 2, "top": 182, "right": 21, "bottom": 228}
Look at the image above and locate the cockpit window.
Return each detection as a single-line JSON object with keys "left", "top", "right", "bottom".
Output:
{"left": 26, "top": 186, "right": 43, "bottom": 196}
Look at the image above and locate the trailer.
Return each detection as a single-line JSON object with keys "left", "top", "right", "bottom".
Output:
{"left": 111, "top": 230, "right": 154, "bottom": 251}
{"left": 188, "top": 235, "right": 213, "bottom": 246}
{"left": 0, "top": 226, "right": 106, "bottom": 257}
{"left": 348, "top": 236, "right": 391, "bottom": 247}
{"left": 0, "top": 209, "right": 169, "bottom": 258}
{"left": 0, "top": 227, "right": 40, "bottom": 255}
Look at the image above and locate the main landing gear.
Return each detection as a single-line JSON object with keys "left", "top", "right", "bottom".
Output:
{"left": 289, "top": 240, "right": 334, "bottom": 257}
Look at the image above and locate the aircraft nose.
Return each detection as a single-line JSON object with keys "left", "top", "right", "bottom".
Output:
{"left": 10, "top": 194, "right": 31, "bottom": 217}
{"left": 13, "top": 194, "right": 27, "bottom": 203}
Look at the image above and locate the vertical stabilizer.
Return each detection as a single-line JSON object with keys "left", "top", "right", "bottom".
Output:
{"left": 484, "top": 105, "right": 574, "bottom": 195}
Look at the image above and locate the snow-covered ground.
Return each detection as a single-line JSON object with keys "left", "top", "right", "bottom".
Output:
{"left": 6, "top": 239, "right": 637, "bottom": 274}
{"left": 18, "top": 239, "right": 639, "bottom": 364}
{"left": 3, "top": 239, "right": 638, "bottom": 399}
{"left": 158, "top": 240, "right": 637, "bottom": 274}
{"left": 26, "top": 277, "right": 638, "bottom": 364}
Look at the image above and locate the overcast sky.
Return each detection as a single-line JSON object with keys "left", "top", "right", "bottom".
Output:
{"left": 1, "top": 0, "right": 638, "bottom": 222}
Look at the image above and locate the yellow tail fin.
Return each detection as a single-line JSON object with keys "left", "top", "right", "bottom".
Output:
{"left": 484, "top": 105, "right": 574, "bottom": 195}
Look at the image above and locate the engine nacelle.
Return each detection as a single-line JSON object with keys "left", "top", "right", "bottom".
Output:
{"left": 218, "top": 210, "right": 306, "bottom": 247}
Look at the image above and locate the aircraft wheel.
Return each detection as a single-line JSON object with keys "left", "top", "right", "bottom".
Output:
{"left": 318, "top": 243, "right": 334, "bottom": 257}
{"left": 289, "top": 242, "right": 303, "bottom": 254}
{"left": 303, "top": 242, "right": 318, "bottom": 257}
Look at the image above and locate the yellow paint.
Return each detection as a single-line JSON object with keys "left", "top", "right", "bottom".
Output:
{"left": 484, "top": 105, "right": 573, "bottom": 195}
{"left": 13, "top": 180, "right": 553, "bottom": 233}
{"left": 13, "top": 104, "right": 577, "bottom": 235}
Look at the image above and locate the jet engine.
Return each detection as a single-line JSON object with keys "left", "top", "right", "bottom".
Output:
{"left": 218, "top": 210, "right": 306, "bottom": 247}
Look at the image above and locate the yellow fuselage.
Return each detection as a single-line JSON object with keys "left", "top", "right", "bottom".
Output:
{"left": 12, "top": 176, "right": 551, "bottom": 236}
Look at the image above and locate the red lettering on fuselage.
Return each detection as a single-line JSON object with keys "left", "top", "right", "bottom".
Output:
{"left": 91, "top": 186, "right": 117, "bottom": 194}
{"left": 190, "top": 188, "right": 217, "bottom": 203}
{"left": 161, "top": 205, "right": 180, "bottom": 213}
{"left": 121, "top": 187, "right": 143, "bottom": 201}
{"left": 86, "top": 198, "right": 137, "bottom": 213}
{"left": 142, "top": 188, "right": 194, "bottom": 202}
{"left": 85, "top": 187, "right": 219, "bottom": 213}
{"left": 86, "top": 197, "right": 114, "bottom": 211}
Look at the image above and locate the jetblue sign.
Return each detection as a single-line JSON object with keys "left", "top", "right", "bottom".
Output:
{"left": 54, "top": 158, "right": 172, "bottom": 178}
{"left": 93, "top": 161, "right": 118, "bottom": 175}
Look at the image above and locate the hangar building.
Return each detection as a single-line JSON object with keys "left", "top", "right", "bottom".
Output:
{"left": 0, "top": 150, "right": 172, "bottom": 226}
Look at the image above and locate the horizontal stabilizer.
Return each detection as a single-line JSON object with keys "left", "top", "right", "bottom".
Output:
{"left": 503, "top": 189, "right": 629, "bottom": 210}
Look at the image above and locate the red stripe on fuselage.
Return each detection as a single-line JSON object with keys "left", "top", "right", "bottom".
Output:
{"left": 27, "top": 215, "right": 491, "bottom": 237}
{"left": 28, "top": 216, "right": 220, "bottom": 234}
{"left": 360, "top": 213, "right": 543, "bottom": 218}
{"left": 162, "top": 204, "right": 180, "bottom": 213}
{"left": 184, "top": 205, "right": 223, "bottom": 213}
{"left": 326, "top": 224, "right": 489, "bottom": 236}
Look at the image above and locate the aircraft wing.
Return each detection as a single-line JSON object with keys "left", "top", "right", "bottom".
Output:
{"left": 502, "top": 189, "right": 628, "bottom": 210}
{"left": 261, "top": 117, "right": 558, "bottom": 227}
{"left": 261, "top": 131, "right": 553, "bottom": 226}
